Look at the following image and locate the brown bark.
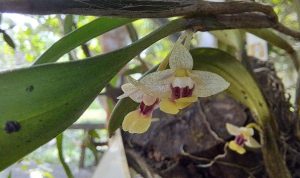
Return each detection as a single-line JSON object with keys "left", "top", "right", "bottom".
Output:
{"left": 1, "top": 0, "right": 300, "bottom": 40}
{"left": 0, "top": 0, "right": 276, "bottom": 18}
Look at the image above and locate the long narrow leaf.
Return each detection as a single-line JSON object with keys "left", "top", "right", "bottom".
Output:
{"left": 34, "top": 17, "right": 135, "bottom": 65}
{"left": 211, "top": 30, "right": 245, "bottom": 52}
{"left": 56, "top": 134, "right": 74, "bottom": 178}
{"left": 0, "top": 18, "right": 185, "bottom": 170}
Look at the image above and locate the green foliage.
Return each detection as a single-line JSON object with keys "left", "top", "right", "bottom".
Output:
{"left": 56, "top": 134, "right": 74, "bottom": 178}
{"left": 0, "top": 53, "right": 124, "bottom": 169}
{"left": 0, "top": 18, "right": 185, "bottom": 170}
{"left": 0, "top": 10, "right": 296, "bottom": 176}
{"left": 63, "top": 15, "right": 75, "bottom": 35}
{"left": 34, "top": 17, "right": 135, "bottom": 65}
{"left": 191, "top": 48, "right": 270, "bottom": 124}
{"left": 211, "top": 30, "right": 245, "bottom": 52}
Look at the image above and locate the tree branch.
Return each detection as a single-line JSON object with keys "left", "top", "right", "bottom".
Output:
{"left": 187, "top": 13, "right": 275, "bottom": 31}
{"left": 185, "top": 13, "right": 300, "bottom": 40}
{"left": 2, "top": 0, "right": 300, "bottom": 40}
{"left": 275, "top": 23, "right": 300, "bottom": 39}
{"left": 0, "top": 0, "right": 277, "bottom": 19}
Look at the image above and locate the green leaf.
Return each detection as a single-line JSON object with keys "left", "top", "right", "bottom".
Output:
{"left": 63, "top": 15, "right": 76, "bottom": 61}
{"left": 56, "top": 134, "right": 74, "bottom": 178}
{"left": 293, "top": 0, "right": 300, "bottom": 26}
{"left": 190, "top": 48, "right": 270, "bottom": 123}
{"left": 211, "top": 30, "right": 245, "bottom": 52}
{"left": 2, "top": 31, "right": 16, "bottom": 49}
{"left": 246, "top": 29, "right": 299, "bottom": 70}
{"left": 0, "top": 18, "right": 185, "bottom": 170}
{"left": 63, "top": 15, "right": 74, "bottom": 35}
{"left": 34, "top": 17, "right": 136, "bottom": 65}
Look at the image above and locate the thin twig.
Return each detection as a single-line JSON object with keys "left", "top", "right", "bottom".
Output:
{"left": 275, "top": 23, "right": 300, "bottom": 40}
{"left": 196, "top": 101, "right": 224, "bottom": 143}
{"left": 180, "top": 145, "right": 256, "bottom": 178}
{"left": 181, "top": 144, "right": 228, "bottom": 168}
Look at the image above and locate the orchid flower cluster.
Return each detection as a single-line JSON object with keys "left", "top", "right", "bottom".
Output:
{"left": 117, "top": 30, "right": 261, "bottom": 154}
{"left": 117, "top": 31, "right": 230, "bottom": 133}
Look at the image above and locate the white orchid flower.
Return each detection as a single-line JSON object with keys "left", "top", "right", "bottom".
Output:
{"left": 118, "top": 77, "right": 158, "bottom": 134}
{"left": 117, "top": 30, "right": 230, "bottom": 134}
{"left": 140, "top": 34, "right": 230, "bottom": 114}
{"left": 226, "top": 123, "right": 261, "bottom": 154}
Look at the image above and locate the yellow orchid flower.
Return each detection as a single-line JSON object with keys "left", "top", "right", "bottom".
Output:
{"left": 141, "top": 32, "right": 230, "bottom": 114}
{"left": 118, "top": 77, "right": 159, "bottom": 134}
{"left": 226, "top": 123, "right": 261, "bottom": 154}
{"left": 122, "top": 98, "right": 158, "bottom": 134}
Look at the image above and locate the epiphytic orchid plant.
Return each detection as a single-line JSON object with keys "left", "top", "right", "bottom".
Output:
{"left": 1, "top": 1, "right": 299, "bottom": 175}
{"left": 118, "top": 31, "right": 230, "bottom": 133}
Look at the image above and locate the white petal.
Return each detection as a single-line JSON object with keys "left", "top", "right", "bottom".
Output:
{"left": 126, "top": 76, "right": 156, "bottom": 97}
{"left": 172, "top": 77, "right": 194, "bottom": 88}
{"left": 123, "top": 91, "right": 144, "bottom": 103}
{"left": 140, "top": 69, "right": 174, "bottom": 97}
{"left": 226, "top": 123, "right": 241, "bottom": 136}
{"left": 190, "top": 71, "right": 230, "bottom": 97}
{"left": 241, "top": 127, "right": 254, "bottom": 137}
{"left": 169, "top": 43, "right": 193, "bottom": 70}
{"left": 120, "top": 83, "right": 137, "bottom": 94}
{"left": 142, "top": 94, "right": 157, "bottom": 106}
{"left": 245, "top": 137, "right": 261, "bottom": 148}
{"left": 117, "top": 83, "right": 143, "bottom": 103}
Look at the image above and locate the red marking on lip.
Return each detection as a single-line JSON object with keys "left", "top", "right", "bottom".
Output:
{"left": 139, "top": 99, "right": 158, "bottom": 115}
{"left": 171, "top": 84, "right": 194, "bottom": 99}
{"left": 235, "top": 134, "right": 247, "bottom": 146}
